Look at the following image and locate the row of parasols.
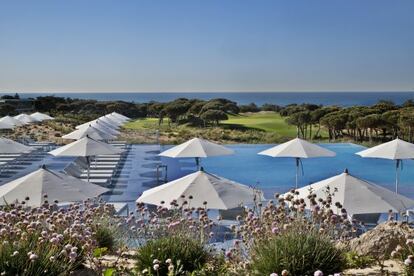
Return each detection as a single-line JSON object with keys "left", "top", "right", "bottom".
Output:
{"left": 0, "top": 110, "right": 129, "bottom": 141}
{"left": 137, "top": 137, "right": 414, "bottom": 216}
{"left": 0, "top": 112, "right": 54, "bottom": 129}
{"left": 0, "top": 112, "right": 131, "bottom": 206}
{"left": 0, "top": 120, "right": 413, "bottom": 217}
{"left": 61, "top": 112, "right": 129, "bottom": 141}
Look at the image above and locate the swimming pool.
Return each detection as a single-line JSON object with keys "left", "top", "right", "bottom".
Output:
{"left": 160, "top": 143, "right": 414, "bottom": 199}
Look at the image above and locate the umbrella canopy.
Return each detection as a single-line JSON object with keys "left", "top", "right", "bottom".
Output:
{"left": 111, "top": 112, "right": 130, "bottom": 121}
{"left": 14, "top": 114, "right": 39, "bottom": 124}
{"left": 159, "top": 138, "right": 234, "bottom": 158}
{"left": 0, "top": 116, "right": 23, "bottom": 128}
{"left": 76, "top": 120, "right": 120, "bottom": 135}
{"left": 49, "top": 136, "right": 123, "bottom": 157}
{"left": 106, "top": 114, "right": 128, "bottom": 124}
{"left": 137, "top": 169, "right": 263, "bottom": 210}
{"left": 30, "top": 112, "right": 54, "bottom": 121}
{"left": 258, "top": 137, "right": 336, "bottom": 158}
{"left": 159, "top": 138, "right": 234, "bottom": 169}
{"left": 75, "top": 119, "right": 97, "bottom": 129}
{"left": 258, "top": 138, "right": 336, "bottom": 188}
{"left": 356, "top": 138, "right": 414, "bottom": 193}
{"left": 356, "top": 138, "right": 414, "bottom": 160}
{"left": 291, "top": 169, "right": 414, "bottom": 215}
{"left": 0, "top": 165, "right": 109, "bottom": 207}
{"left": 49, "top": 136, "right": 123, "bottom": 181}
{"left": 62, "top": 125, "right": 116, "bottom": 140}
{"left": 98, "top": 116, "right": 123, "bottom": 128}
{"left": 0, "top": 121, "right": 14, "bottom": 130}
{"left": 0, "top": 138, "right": 34, "bottom": 154}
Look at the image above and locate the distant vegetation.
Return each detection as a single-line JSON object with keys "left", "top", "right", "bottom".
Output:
{"left": 123, "top": 112, "right": 302, "bottom": 144}
{"left": 280, "top": 100, "right": 414, "bottom": 143}
{"left": 2, "top": 94, "right": 414, "bottom": 144}
{"left": 124, "top": 97, "right": 414, "bottom": 144}
{"left": 223, "top": 113, "right": 300, "bottom": 136}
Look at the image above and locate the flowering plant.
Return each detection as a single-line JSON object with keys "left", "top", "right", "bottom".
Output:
{"left": 0, "top": 198, "right": 116, "bottom": 275}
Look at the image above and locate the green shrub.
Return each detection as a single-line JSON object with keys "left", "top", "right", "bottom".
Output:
{"left": 345, "top": 251, "right": 375, "bottom": 269}
{"left": 94, "top": 225, "right": 116, "bottom": 252}
{"left": 135, "top": 235, "right": 210, "bottom": 275}
{"left": 0, "top": 229, "right": 86, "bottom": 275}
{"left": 250, "top": 228, "right": 346, "bottom": 276}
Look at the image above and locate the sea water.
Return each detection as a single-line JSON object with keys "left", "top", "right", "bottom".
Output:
{"left": 4, "top": 92, "right": 414, "bottom": 106}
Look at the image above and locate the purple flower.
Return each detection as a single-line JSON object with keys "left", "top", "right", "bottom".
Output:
{"left": 29, "top": 253, "right": 38, "bottom": 262}
{"left": 314, "top": 270, "right": 323, "bottom": 276}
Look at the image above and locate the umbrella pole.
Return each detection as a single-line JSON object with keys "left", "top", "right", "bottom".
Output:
{"left": 195, "top": 157, "right": 200, "bottom": 171}
{"left": 395, "top": 159, "right": 400, "bottom": 194}
{"left": 295, "top": 158, "right": 300, "bottom": 189}
{"left": 87, "top": 156, "right": 90, "bottom": 182}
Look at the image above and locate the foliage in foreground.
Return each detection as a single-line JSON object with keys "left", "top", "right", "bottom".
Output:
{"left": 391, "top": 237, "right": 414, "bottom": 275}
{"left": 94, "top": 223, "right": 117, "bottom": 252}
{"left": 135, "top": 235, "right": 211, "bottom": 275}
{"left": 344, "top": 251, "right": 376, "bottom": 269}
{"left": 0, "top": 186, "right": 376, "bottom": 275}
{"left": 0, "top": 200, "right": 116, "bottom": 275}
{"left": 249, "top": 224, "right": 346, "bottom": 275}
{"left": 221, "top": 188, "right": 361, "bottom": 275}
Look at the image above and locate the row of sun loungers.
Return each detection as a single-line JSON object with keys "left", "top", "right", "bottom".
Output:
{"left": 0, "top": 141, "right": 57, "bottom": 182}
{"left": 64, "top": 141, "right": 131, "bottom": 186}
{"left": 17, "top": 137, "right": 57, "bottom": 151}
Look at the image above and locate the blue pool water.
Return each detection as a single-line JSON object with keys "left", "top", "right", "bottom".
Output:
{"left": 160, "top": 143, "right": 414, "bottom": 199}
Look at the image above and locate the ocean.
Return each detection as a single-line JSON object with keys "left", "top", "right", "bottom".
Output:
{"left": 3, "top": 92, "right": 414, "bottom": 106}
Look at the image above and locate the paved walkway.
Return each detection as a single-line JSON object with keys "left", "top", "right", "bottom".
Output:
{"left": 102, "top": 144, "right": 200, "bottom": 210}
{"left": 103, "top": 144, "right": 163, "bottom": 209}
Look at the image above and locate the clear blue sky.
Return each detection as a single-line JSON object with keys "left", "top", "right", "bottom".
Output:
{"left": 0, "top": 0, "right": 413, "bottom": 92}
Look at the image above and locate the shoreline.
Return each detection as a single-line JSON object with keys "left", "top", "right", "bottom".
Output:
{"left": 2, "top": 91, "right": 414, "bottom": 106}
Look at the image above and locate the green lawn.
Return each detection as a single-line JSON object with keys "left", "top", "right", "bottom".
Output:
{"left": 122, "top": 112, "right": 328, "bottom": 143}
{"left": 124, "top": 117, "right": 160, "bottom": 130}
{"left": 124, "top": 112, "right": 298, "bottom": 136}
{"left": 222, "top": 112, "right": 298, "bottom": 136}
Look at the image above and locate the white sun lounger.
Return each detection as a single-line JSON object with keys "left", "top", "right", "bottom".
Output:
{"left": 75, "top": 158, "right": 119, "bottom": 168}
{"left": 78, "top": 173, "right": 113, "bottom": 178}
{"left": 85, "top": 179, "right": 110, "bottom": 185}
{"left": 0, "top": 154, "right": 22, "bottom": 158}
{"left": 92, "top": 157, "right": 122, "bottom": 161}
{"left": 89, "top": 164, "right": 118, "bottom": 169}
{"left": 0, "top": 157, "right": 17, "bottom": 162}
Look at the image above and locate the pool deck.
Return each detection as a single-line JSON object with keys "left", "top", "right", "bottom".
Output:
{"left": 101, "top": 144, "right": 202, "bottom": 210}
{"left": 98, "top": 144, "right": 166, "bottom": 211}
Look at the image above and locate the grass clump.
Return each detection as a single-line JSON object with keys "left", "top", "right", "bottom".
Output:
{"left": 135, "top": 235, "right": 211, "bottom": 275}
{"left": 249, "top": 226, "right": 346, "bottom": 276}
{"left": 94, "top": 224, "right": 116, "bottom": 252}
{"left": 344, "top": 251, "right": 375, "bottom": 269}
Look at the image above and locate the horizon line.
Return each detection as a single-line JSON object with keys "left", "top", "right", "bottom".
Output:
{"left": 0, "top": 90, "right": 413, "bottom": 94}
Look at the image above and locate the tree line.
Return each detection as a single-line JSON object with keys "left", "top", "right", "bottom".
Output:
{"left": 2, "top": 94, "right": 414, "bottom": 143}
{"left": 0, "top": 95, "right": 279, "bottom": 127}
{"left": 280, "top": 100, "right": 414, "bottom": 143}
